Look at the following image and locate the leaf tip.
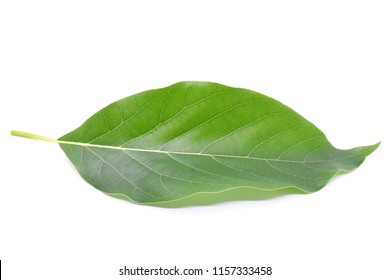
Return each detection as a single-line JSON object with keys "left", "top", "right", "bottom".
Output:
{"left": 367, "top": 141, "right": 381, "bottom": 155}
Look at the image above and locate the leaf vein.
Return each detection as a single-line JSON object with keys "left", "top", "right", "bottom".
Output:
{"left": 86, "top": 147, "right": 156, "bottom": 198}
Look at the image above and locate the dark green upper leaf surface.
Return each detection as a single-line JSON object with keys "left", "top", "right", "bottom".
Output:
{"left": 59, "top": 82, "right": 378, "bottom": 206}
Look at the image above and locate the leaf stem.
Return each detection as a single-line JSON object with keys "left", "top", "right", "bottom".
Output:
{"left": 10, "top": 130, "right": 58, "bottom": 143}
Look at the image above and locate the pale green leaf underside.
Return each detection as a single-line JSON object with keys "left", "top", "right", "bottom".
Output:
{"left": 52, "top": 81, "right": 379, "bottom": 206}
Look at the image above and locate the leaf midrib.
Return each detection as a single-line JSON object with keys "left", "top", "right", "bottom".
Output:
{"left": 10, "top": 130, "right": 364, "bottom": 164}
{"left": 56, "top": 138, "right": 359, "bottom": 164}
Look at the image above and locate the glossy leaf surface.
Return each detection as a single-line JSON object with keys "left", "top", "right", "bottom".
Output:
{"left": 52, "top": 81, "right": 378, "bottom": 206}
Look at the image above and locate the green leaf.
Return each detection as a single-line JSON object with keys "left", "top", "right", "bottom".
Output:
{"left": 11, "top": 81, "right": 379, "bottom": 207}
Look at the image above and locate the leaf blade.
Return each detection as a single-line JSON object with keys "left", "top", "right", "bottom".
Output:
{"left": 56, "top": 81, "right": 379, "bottom": 206}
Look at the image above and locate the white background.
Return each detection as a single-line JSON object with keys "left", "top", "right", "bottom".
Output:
{"left": 1, "top": 1, "right": 389, "bottom": 279}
